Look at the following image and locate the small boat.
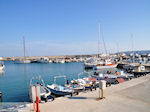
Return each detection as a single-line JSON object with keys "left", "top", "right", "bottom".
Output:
{"left": 117, "top": 71, "right": 134, "bottom": 80}
{"left": 92, "top": 72, "right": 118, "bottom": 84}
{"left": 47, "top": 76, "right": 73, "bottom": 96}
{"left": 0, "top": 62, "right": 5, "bottom": 71}
{"left": 71, "top": 72, "right": 96, "bottom": 90}
{"left": 131, "top": 65, "right": 150, "bottom": 77}
{"left": 60, "top": 59, "right": 65, "bottom": 63}
{"left": 73, "top": 78, "right": 94, "bottom": 90}
{"left": 29, "top": 76, "right": 53, "bottom": 102}
{"left": 37, "top": 57, "right": 50, "bottom": 63}
{"left": 84, "top": 63, "right": 95, "bottom": 69}
{"left": 84, "top": 58, "right": 95, "bottom": 69}
{"left": 103, "top": 74, "right": 118, "bottom": 84}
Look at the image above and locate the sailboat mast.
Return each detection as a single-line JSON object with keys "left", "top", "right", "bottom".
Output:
{"left": 131, "top": 34, "right": 134, "bottom": 62}
{"left": 102, "top": 32, "right": 107, "bottom": 55}
{"left": 98, "top": 22, "right": 100, "bottom": 58}
{"left": 23, "top": 36, "right": 26, "bottom": 59}
{"left": 116, "top": 43, "right": 119, "bottom": 56}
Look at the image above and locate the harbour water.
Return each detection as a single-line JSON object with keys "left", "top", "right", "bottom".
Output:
{"left": 0, "top": 61, "right": 87, "bottom": 102}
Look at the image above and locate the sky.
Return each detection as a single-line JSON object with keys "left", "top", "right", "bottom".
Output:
{"left": 0, "top": 0, "right": 150, "bottom": 57}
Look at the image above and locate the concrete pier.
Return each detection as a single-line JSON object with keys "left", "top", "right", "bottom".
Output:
{"left": 30, "top": 74, "right": 150, "bottom": 112}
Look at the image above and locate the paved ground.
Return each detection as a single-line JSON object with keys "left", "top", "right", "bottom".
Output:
{"left": 32, "top": 75, "right": 150, "bottom": 112}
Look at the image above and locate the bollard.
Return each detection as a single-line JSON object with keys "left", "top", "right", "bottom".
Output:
{"left": 34, "top": 86, "right": 40, "bottom": 112}
{"left": 96, "top": 80, "right": 106, "bottom": 101}
{"left": 35, "top": 96, "right": 40, "bottom": 112}
{"left": 100, "top": 80, "right": 106, "bottom": 99}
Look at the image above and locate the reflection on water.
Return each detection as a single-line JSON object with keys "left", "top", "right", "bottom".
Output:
{"left": 23, "top": 64, "right": 27, "bottom": 89}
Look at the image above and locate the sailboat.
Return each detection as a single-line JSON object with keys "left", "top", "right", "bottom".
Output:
{"left": 95, "top": 23, "right": 117, "bottom": 69}
{"left": 14, "top": 37, "right": 31, "bottom": 64}
{"left": 84, "top": 23, "right": 117, "bottom": 69}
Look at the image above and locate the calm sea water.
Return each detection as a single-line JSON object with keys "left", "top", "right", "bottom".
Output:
{"left": 0, "top": 61, "right": 87, "bottom": 102}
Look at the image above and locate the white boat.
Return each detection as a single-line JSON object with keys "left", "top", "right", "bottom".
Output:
{"left": 117, "top": 71, "right": 134, "bottom": 80}
{"left": 60, "top": 59, "right": 65, "bottom": 63}
{"left": 29, "top": 76, "right": 53, "bottom": 102}
{"left": 71, "top": 72, "right": 96, "bottom": 90}
{"left": 0, "top": 62, "right": 5, "bottom": 71}
{"left": 85, "top": 58, "right": 117, "bottom": 69}
{"left": 95, "top": 63, "right": 118, "bottom": 69}
{"left": 37, "top": 57, "right": 50, "bottom": 63}
{"left": 92, "top": 72, "right": 118, "bottom": 84}
{"left": 84, "top": 58, "right": 97, "bottom": 69}
{"left": 47, "top": 76, "right": 74, "bottom": 96}
{"left": 55, "top": 59, "right": 65, "bottom": 63}
{"left": 0, "top": 65, "right": 5, "bottom": 71}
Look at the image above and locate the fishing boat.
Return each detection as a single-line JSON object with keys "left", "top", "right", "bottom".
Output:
{"left": 29, "top": 76, "right": 53, "bottom": 102}
{"left": 14, "top": 37, "right": 31, "bottom": 64}
{"left": 47, "top": 76, "right": 73, "bottom": 96}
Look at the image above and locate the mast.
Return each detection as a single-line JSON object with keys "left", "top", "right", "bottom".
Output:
{"left": 131, "top": 34, "right": 134, "bottom": 63}
{"left": 116, "top": 43, "right": 119, "bottom": 56}
{"left": 23, "top": 36, "right": 26, "bottom": 60}
{"left": 98, "top": 22, "right": 100, "bottom": 58}
{"left": 102, "top": 32, "right": 107, "bottom": 55}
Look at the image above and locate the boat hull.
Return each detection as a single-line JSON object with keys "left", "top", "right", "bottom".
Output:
{"left": 47, "top": 87, "right": 72, "bottom": 96}
{"left": 84, "top": 64, "right": 94, "bottom": 69}
{"left": 14, "top": 60, "right": 31, "bottom": 64}
{"left": 95, "top": 64, "right": 117, "bottom": 69}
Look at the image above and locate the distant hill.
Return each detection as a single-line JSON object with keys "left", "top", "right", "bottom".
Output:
{"left": 122, "top": 50, "right": 150, "bottom": 55}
